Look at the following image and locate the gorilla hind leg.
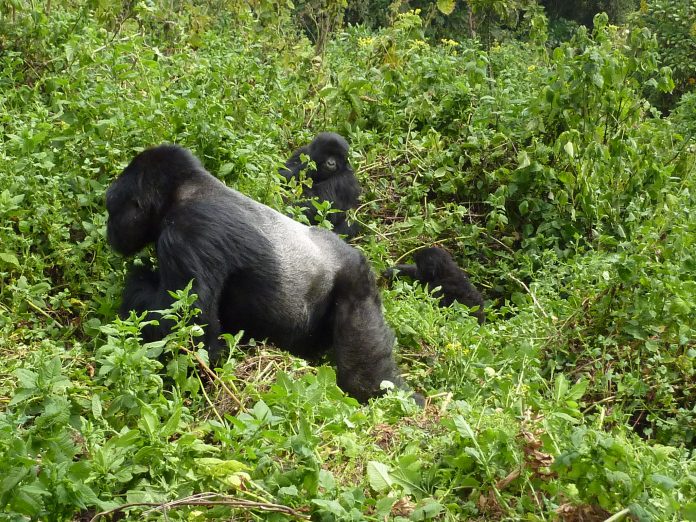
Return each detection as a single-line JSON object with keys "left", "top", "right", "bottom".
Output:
{"left": 331, "top": 257, "right": 405, "bottom": 403}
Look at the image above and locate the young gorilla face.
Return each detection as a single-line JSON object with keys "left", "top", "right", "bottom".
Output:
{"left": 305, "top": 132, "right": 350, "bottom": 181}
{"left": 107, "top": 144, "right": 421, "bottom": 405}
{"left": 279, "top": 132, "right": 362, "bottom": 239}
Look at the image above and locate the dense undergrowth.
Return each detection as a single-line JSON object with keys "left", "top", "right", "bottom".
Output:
{"left": 0, "top": 2, "right": 694, "bottom": 521}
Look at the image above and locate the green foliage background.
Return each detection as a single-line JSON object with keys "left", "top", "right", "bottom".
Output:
{"left": 0, "top": 1, "right": 694, "bottom": 520}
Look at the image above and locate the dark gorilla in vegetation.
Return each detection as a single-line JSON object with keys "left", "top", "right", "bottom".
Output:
{"left": 279, "top": 132, "right": 362, "bottom": 239}
{"left": 106, "top": 144, "right": 420, "bottom": 404}
{"left": 385, "top": 247, "right": 486, "bottom": 325}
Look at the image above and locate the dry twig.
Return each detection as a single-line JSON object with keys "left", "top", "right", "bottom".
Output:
{"left": 89, "top": 492, "right": 310, "bottom": 521}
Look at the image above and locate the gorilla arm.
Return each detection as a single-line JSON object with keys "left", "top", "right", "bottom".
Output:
{"left": 119, "top": 208, "right": 231, "bottom": 363}
{"left": 383, "top": 263, "right": 420, "bottom": 281}
{"left": 332, "top": 255, "right": 423, "bottom": 405}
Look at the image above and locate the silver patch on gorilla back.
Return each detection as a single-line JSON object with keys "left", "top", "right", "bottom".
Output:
{"left": 232, "top": 190, "right": 346, "bottom": 327}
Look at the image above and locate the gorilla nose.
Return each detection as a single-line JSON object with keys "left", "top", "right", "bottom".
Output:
{"left": 325, "top": 158, "right": 337, "bottom": 170}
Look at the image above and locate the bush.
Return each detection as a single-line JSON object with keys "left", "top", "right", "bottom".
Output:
{"left": 631, "top": 0, "right": 696, "bottom": 111}
{"left": 541, "top": 0, "right": 639, "bottom": 25}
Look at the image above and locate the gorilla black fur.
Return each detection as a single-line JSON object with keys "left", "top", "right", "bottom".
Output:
{"left": 107, "top": 144, "right": 416, "bottom": 403}
{"left": 279, "top": 132, "right": 361, "bottom": 238}
{"left": 385, "top": 247, "right": 486, "bottom": 324}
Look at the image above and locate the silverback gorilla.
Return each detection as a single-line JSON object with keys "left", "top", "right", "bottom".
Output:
{"left": 106, "top": 144, "right": 420, "bottom": 404}
{"left": 279, "top": 132, "right": 361, "bottom": 239}
{"left": 385, "top": 247, "right": 486, "bottom": 324}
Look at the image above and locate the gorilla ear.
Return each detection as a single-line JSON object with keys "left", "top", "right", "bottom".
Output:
{"left": 135, "top": 171, "right": 147, "bottom": 193}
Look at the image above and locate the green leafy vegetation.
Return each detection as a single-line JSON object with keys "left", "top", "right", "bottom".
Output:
{"left": 1, "top": 1, "right": 694, "bottom": 520}
{"left": 632, "top": 0, "right": 696, "bottom": 110}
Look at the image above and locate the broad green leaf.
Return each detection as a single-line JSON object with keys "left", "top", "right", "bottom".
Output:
{"left": 519, "top": 200, "right": 529, "bottom": 215}
{"left": 375, "top": 496, "right": 397, "bottom": 517}
{"left": 591, "top": 72, "right": 604, "bottom": 88}
{"left": 681, "top": 503, "right": 696, "bottom": 520}
{"left": 196, "top": 458, "right": 249, "bottom": 475}
{"left": 138, "top": 404, "right": 159, "bottom": 436}
{"left": 13, "top": 368, "right": 37, "bottom": 388}
{"left": 36, "top": 396, "right": 70, "bottom": 429}
{"left": 649, "top": 473, "right": 677, "bottom": 491}
{"left": 92, "top": 395, "right": 103, "bottom": 419}
{"left": 161, "top": 405, "right": 183, "bottom": 437}
{"left": 14, "top": 485, "right": 47, "bottom": 516}
{"left": 411, "top": 498, "right": 444, "bottom": 520}
{"left": 567, "top": 378, "right": 589, "bottom": 401}
{"left": 114, "top": 429, "right": 141, "bottom": 448}
{"left": 253, "top": 400, "right": 272, "bottom": 421}
{"left": 453, "top": 415, "right": 476, "bottom": 439}
{"left": 517, "top": 151, "right": 531, "bottom": 169}
{"left": 312, "top": 499, "right": 349, "bottom": 517}
{"left": 0, "top": 467, "right": 30, "bottom": 496}
{"left": 0, "top": 252, "right": 19, "bottom": 268}
{"left": 219, "top": 162, "right": 235, "bottom": 176}
{"left": 367, "top": 461, "right": 393, "bottom": 492}
{"left": 554, "top": 373, "right": 569, "bottom": 402}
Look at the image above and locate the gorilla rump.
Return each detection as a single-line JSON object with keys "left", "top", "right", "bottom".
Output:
{"left": 106, "top": 144, "right": 416, "bottom": 403}
{"left": 385, "top": 247, "right": 486, "bottom": 324}
{"left": 280, "top": 132, "right": 361, "bottom": 238}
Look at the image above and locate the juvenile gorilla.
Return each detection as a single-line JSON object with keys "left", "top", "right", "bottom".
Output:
{"left": 385, "top": 247, "right": 486, "bottom": 324}
{"left": 107, "top": 144, "right": 416, "bottom": 403}
{"left": 279, "top": 132, "right": 361, "bottom": 238}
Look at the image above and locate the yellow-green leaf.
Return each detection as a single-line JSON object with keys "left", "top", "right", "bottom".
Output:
{"left": 0, "top": 252, "right": 19, "bottom": 268}
{"left": 437, "top": 0, "right": 456, "bottom": 15}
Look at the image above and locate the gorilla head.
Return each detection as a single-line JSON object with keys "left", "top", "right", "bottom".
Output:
{"left": 282, "top": 132, "right": 350, "bottom": 182}
{"left": 107, "top": 144, "right": 421, "bottom": 404}
{"left": 385, "top": 246, "right": 486, "bottom": 324}
{"left": 280, "top": 132, "right": 361, "bottom": 238}
{"left": 412, "top": 247, "right": 456, "bottom": 282}
{"left": 106, "top": 145, "right": 202, "bottom": 256}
